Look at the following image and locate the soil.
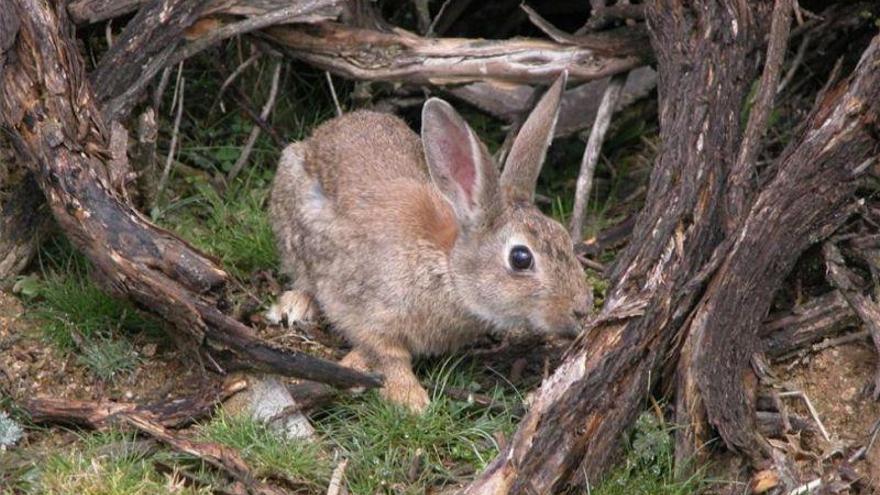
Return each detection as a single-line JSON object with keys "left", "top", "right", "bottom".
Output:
{"left": 0, "top": 290, "right": 203, "bottom": 407}
{"left": 770, "top": 340, "right": 880, "bottom": 493}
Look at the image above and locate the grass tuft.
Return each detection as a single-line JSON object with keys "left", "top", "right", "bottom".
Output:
{"left": 14, "top": 431, "right": 209, "bottom": 495}
{"left": 317, "top": 359, "right": 519, "bottom": 494}
{"left": 592, "top": 412, "right": 714, "bottom": 495}
{"left": 156, "top": 176, "right": 278, "bottom": 280}
{"left": 198, "top": 411, "right": 331, "bottom": 490}
{"left": 21, "top": 239, "right": 158, "bottom": 380}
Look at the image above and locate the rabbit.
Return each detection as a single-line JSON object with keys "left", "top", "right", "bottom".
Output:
{"left": 268, "top": 73, "right": 591, "bottom": 412}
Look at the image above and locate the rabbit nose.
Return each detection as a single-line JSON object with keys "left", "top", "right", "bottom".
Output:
{"left": 573, "top": 309, "right": 589, "bottom": 319}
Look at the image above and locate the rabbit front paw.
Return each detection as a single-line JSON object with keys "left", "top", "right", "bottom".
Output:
{"left": 266, "top": 290, "right": 319, "bottom": 326}
{"left": 381, "top": 376, "right": 430, "bottom": 414}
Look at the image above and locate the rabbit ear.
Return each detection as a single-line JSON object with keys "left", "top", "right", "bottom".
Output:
{"left": 422, "top": 98, "right": 501, "bottom": 229}
{"left": 500, "top": 71, "right": 567, "bottom": 203}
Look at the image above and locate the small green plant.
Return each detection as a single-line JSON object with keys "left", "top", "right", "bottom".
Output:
{"left": 199, "top": 411, "right": 330, "bottom": 489}
{"left": 76, "top": 334, "right": 140, "bottom": 382}
{"left": 25, "top": 241, "right": 161, "bottom": 348}
{"left": 592, "top": 412, "right": 712, "bottom": 495}
{"left": 0, "top": 411, "right": 23, "bottom": 450}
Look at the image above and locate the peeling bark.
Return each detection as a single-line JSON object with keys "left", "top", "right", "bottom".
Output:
{"left": 675, "top": 34, "right": 880, "bottom": 465}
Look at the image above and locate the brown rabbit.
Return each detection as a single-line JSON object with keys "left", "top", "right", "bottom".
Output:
{"left": 268, "top": 73, "right": 590, "bottom": 412}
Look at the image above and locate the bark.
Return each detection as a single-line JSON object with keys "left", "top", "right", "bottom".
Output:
{"left": 0, "top": 166, "right": 49, "bottom": 280}
{"left": 0, "top": 0, "right": 378, "bottom": 390}
{"left": 26, "top": 379, "right": 246, "bottom": 429}
{"left": 90, "top": 0, "right": 213, "bottom": 121}
{"left": 464, "top": 2, "right": 767, "bottom": 492}
{"left": 266, "top": 21, "right": 650, "bottom": 85}
{"left": 760, "top": 290, "right": 857, "bottom": 359}
{"left": 675, "top": 33, "right": 880, "bottom": 465}
{"left": 68, "top": 0, "right": 342, "bottom": 24}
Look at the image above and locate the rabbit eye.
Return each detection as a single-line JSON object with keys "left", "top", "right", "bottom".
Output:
{"left": 509, "top": 245, "right": 534, "bottom": 271}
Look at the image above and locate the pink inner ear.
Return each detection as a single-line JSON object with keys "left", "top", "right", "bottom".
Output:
{"left": 436, "top": 112, "right": 477, "bottom": 204}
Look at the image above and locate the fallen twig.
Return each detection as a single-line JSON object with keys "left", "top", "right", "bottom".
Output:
{"left": 726, "top": 0, "right": 793, "bottom": 227}
{"left": 326, "top": 458, "right": 349, "bottom": 495}
{"left": 777, "top": 33, "right": 810, "bottom": 93}
{"left": 576, "top": 254, "right": 606, "bottom": 273}
{"left": 267, "top": 21, "right": 649, "bottom": 85}
{"left": 156, "top": 63, "right": 185, "bottom": 207}
{"left": 124, "top": 413, "right": 285, "bottom": 495}
{"left": 570, "top": 72, "right": 627, "bottom": 240}
{"left": 26, "top": 379, "right": 247, "bottom": 429}
{"left": 217, "top": 50, "right": 261, "bottom": 105}
{"left": 325, "top": 71, "right": 343, "bottom": 117}
{"left": 227, "top": 60, "right": 282, "bottom": 183}
{"left": 778, "top": 390, "right": 831, "bottom": 443}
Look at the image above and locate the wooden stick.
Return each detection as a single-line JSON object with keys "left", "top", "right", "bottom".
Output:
{"left": 726, "top": 0, "right": 793, "bottom": 230}
{"left": 267, "top": 22, "right": 649, "bottom": 85}
{"left": 26, "top": 379, "right": 246, "bottom": 429}
{"left": 569, "top": 73, "right": 626, "bottom": 240}
{"left": 326, "top": 458, "right": 349, "bottom": 495}
{"left": 156, "top": 64, "right": 185, "bottom": 206}
{"left": 227, "top": 60, "right": 282, "bottom": 183}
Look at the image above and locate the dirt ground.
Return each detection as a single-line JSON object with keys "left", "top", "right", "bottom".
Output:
{"left": 767, "top": 341, "right": 880, "bottom": 493}
{"left": 0, "top": 291, "right": 204, "bottom": 408}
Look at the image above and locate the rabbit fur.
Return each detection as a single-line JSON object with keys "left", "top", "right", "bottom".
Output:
{"left": 269, "top": 73, "right": 590, "bottom": 412}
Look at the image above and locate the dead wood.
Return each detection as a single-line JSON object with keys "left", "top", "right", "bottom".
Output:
{"left": 569, "top": 72, "right": 627, "bottom": 240}
{"left": 0, "top": 0, "right": 379, "bottom": 390}
{"left": 266, "top": 21, "right": 650, "bottom": 85}
{"left": 93, "top": 0, "right": 342, "bottom": 122}
{"left": 26, "top": 379, "right": 246, "bottom": 429}
{"left": 576, "top": 214, "right": 636, "bottom": 258}
{"left": 674, "top": 33, "right": 880, "bottom": 468}
{"left": 125, "top": 414, "right": 284, "bottom": 495}
{"left": 0, "top": 168, "right": 49, "bottom": 280}
{"left": 90, "top": 0, "right": 212, "bottom": 121}
{"left": 760, "top": 290, "right": 858, "bottom": 359}
{"left": 449, "top": 68, "right": 656, "bottom": 139}
{"left": 824, "top": 242, "right": 880, "bottom": 399}
{"left": 68, "top": 0, "right": 341, "bottom": 25}
{"left": 726, "top": 0, "right": 792, "bottom": 232}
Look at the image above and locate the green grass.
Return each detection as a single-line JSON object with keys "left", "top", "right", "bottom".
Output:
{"left": 198, "top": 411, "right": 331, "bottom": 490}
{"left": 317, "top": 360, "right": 519, "bottom": 494}
{"left": 592, "top": 413, "right": 713, "bottom": 495}
{"left": 154, "top": 175, "right": 278, "bottom": 280}
{"left": 17, "top": 241, "right": 158, "bottom": 381}
{"left": 24, "top": 241, "right": 161, "bottom": 349}
{"left": 6, "top": 431, "right": 210, "bottom": 495}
